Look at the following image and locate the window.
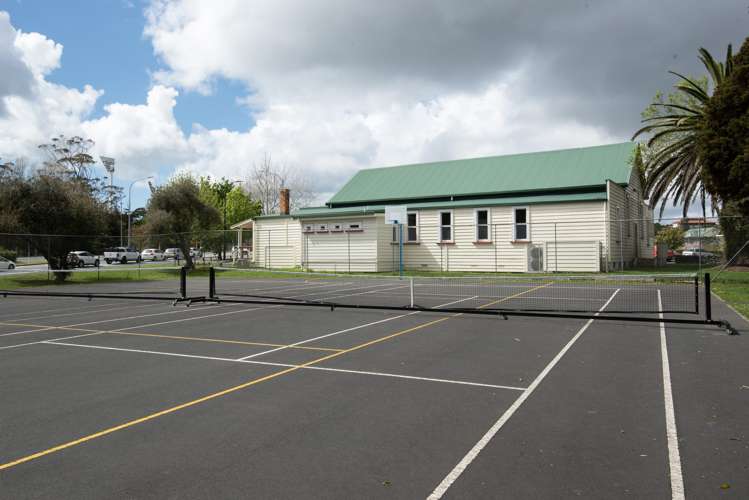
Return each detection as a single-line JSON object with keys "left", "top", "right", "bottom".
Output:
{"left": 391, "top": 213, "right": 418, "bottom": 242}
{"left": 407, "top": 212, "right": 418, "bottom": 242}
{"left": 331, "top": 223, "right": 343, "bottom": 232}
{"left": 303, "top": 224, "right": 314, "bottom": 233}
{"left": 316, "top": 223, "right": 328, "bottom": 233}
{"left": 346, "top": 222, "right": 363, "bottom": 232}
{"left": 440, "top": 211, "right": 453, "bottom": 242}
{"left": 475, "top": 209, "right": 490, "bottom": 241}
{"left": 513, "top": 207, "right": 529, "bottom": 241}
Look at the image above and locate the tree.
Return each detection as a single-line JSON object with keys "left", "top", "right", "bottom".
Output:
{"left": 632, "top": 46, "right": 733, "bottom": 217}
{"left": 0, "top": 172, "right": 109, "bottom": 280}
{"left": 38, "top": 135, "right": 96, "bottom": 181}
{"left": 655, "top": 226, "right": 685, "bottom": 250}
{"left": 37, "top": 135, "right": 123, "bottom": 206}
{"left": 698, "top": 37, "right": 749, "bottom": 216}
{"left": 248, "top": 154, "right": 316, "bottom": 215}
{"left": 198, "top": 177, "right": 261, "bottom": 258}
{"left": 143, "top": 174, "right": 220, "bottom": 268}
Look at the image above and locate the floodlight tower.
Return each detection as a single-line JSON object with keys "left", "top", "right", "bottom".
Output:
{"left": 100, "top": 156, "right": 115, "bottom": 206}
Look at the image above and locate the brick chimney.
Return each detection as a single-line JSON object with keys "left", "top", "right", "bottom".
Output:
{"left": 279, "top": 188, "right": 290, "bottom": 215}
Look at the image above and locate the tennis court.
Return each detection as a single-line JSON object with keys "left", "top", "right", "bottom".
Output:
{"left": 0, "top": 269, "right": 747, "bottom": 498}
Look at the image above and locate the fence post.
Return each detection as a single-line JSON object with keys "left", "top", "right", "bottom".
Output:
{"left": 209, "top": 267, "right": 216, "bottom": 298}
{"left": 618, "top": 218, "right": 624, "bottom": 271}
{"left": 180, "top": 266, "right": 187, "bottom": 299}
{"left": 493, "top": 224, "right": 498, "bottom": 273}
{"left": 704, "top": 273, "right": 712, "bottom": 321}
{"left": 554, "top": 222, "right": 558, "bottom": 272}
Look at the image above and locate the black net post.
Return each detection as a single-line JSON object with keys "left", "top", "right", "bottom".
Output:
{"left": 704, "top": 273, "right": 712, "bottom": 321}
{"left": 209, "top": 267, "right": 216, "bottom": 299}
{"left": 694, "top": 275, "right": 699, "bottom": 315}
{"left": 180, "top": 266, "right": 187, "bottom": 299}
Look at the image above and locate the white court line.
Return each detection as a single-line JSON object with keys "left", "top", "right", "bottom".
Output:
{"left": 0, "top": 301, "right": 227, "bottom": 338}
{"left": 44, "top": 340, "right": 524, "bottom": 391}
{"left": 658, "top": 290, "right": 685, "bottom": 500}
{"left": 427, "top": 288, "right": 621, "bottom": 500}
{"left": 2, "top": 300, "right": 167, "bottom": 323}
{"left": 236, "top": 295, "right": 478, "bottom": 361}
{"left": 0, "top": 332, "right": 102, "bottom": 351}
{"left": 0, "top": 299, "right": 132, "bottom": 320}
{"left": 0, "top": 304, "right": 266, "bottom": 349}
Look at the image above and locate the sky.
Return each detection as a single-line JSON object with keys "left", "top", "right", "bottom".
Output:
{"left": 0, "top": 0, "right": 747, "bottom": 217}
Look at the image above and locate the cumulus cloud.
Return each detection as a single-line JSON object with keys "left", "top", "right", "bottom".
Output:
{"left": 1, "top": 1, "right": 747, "bottom": 213}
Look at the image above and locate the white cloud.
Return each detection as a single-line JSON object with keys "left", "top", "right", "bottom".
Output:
{"left": 13, "top": 30, "right": 62, "bottom": 77}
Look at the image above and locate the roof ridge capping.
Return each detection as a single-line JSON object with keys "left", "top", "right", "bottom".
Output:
{"left": 328, "top": 142, "right": 636, "bottom": 206}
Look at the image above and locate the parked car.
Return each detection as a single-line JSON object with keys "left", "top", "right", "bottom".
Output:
{"left": 163, "top": 248, "right": 184, "bottom": 260}
{"left": 682, "top": 249, "right": 717, "bottom": 258}
{"left": 141, "top": 248, "right": 165, "bottom": 261}
{"left": 67, "top": 251, "right": 100, "bottom": 268}
{"left": 0, "top": 255, "right": 15, "bottom": 271}
{"left": 190, "top": 247, "right": 202, "bottom": 258}
{"left": 104, "top": 247, "right": 141, "bottom": 264}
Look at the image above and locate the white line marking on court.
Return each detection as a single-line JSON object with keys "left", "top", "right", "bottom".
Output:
{"left": 4, "top": 300, "right": 166, "bottom": 323}
{"left": 44, "top": 340, "right": 524, "bottom": 390}
{"left": 0, "top": 332, "right": 102, "bottom": 351}
{"left": 658, "top": 290, "right": 685, "bottom": 500}
{"left": 0, "top": 301, "right": 232, "bottom": 338}
{"left": 426, "top": 288, "right": 621, "bottom": 500}
{"left": 235, "top": 295, "right": 478, "bottom": 361}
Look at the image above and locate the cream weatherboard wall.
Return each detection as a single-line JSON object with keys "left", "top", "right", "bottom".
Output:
{"left": 252, "top": 192, "right": 653, "bottom": 273}
{"left": 396, "top": 202, "right": 607, "bottom": 272}
{"left": 606, "top": 169, "right": 654, "bottom": 269}
{"left": 252, "top": 217, "right": 302, "bottom": 269}
{"left": 300, "top": 216, "right": 379, "bottom": 272}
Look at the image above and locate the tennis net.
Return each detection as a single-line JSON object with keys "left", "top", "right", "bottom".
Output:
{"left": 205, "top": 268, "right": 699, "bottom": 315}
{"left": 0, "top": 265, "right": 187, "bottom": 301}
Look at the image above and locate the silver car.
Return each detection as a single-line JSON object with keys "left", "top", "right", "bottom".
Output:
{"left": 0, "top": 255, "right": 15, "bottom": 271}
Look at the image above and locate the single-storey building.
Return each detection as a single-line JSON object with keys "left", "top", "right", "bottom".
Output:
{"left": 251, "top": 142, "right": 654, "bottom": 272}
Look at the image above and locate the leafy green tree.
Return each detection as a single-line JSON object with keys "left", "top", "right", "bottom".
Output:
{"left": 198, "top": 177, "right": 261, "bottom": 258}
{"left": 0, "top": 172, "right": 109, "bottom": 280}
{"left": 143, "top": 174, "right": 220, "bottom": 268}
{"left": 632, "top": 46, "right": 733, "bottom": 217}
{"left": 698, "top": 37, "right": 749, "bottom": 216}
{"left": 655, "top": 226, "right": 685, "bottom": 250}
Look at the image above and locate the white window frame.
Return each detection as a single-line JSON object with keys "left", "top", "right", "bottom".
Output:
{"left": 330, "top": 222, "right": 344, "bottom": 232}
{"left": 316, "top": 223, "right": 329, "bottom": 233}
{"left": 474, "top": 208, "right": 491, "bottom": 242}
{"left": 406, "top": 212, "right": 419, "bottom": 242}
{"left": 439, "top": 210, "right": 454, "bottom": 243}
{"left": 302, "top": 223, "right": 315, "bottom": 233}
{"left": 512, "top": 206, "right": 530, "bottom": 241}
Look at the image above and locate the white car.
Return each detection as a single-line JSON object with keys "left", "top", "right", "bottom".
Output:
{"left": 104, "top": 247, "right": 141, "bottom": 264}
{"left": 0, "top": 255, "right": 15, "bottom": 270}
{"left": 141, "top": 248, "right": 165, "bottom": 261}
{"left": 682, "top": 249, "right": 717, "bottom": 258}
{"left": 163, "top": 248, "right": 184, "bottom": 260}
{"left": 67, "top": 251, "right": 100, "bottom": 267}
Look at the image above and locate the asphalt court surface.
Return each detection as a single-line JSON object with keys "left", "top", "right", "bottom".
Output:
{"left": 0, "top": 279, "right": 747, "bottom": 499}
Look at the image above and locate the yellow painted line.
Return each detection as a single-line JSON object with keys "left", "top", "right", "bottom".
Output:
{"left": 0, "top": 283, "right": 551, "bottom": 471}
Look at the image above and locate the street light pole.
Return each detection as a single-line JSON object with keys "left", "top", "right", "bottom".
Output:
{"left": 127, "top": 176, "right": 154, "bottom": 247}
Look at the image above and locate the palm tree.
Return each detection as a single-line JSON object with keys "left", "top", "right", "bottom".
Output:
{"left": 632, "top": 45, "right": 733, "bottom": 218}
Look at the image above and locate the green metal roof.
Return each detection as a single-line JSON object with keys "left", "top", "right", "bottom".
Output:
{"left": 293, "top": 191, "right": 607, "bottom": 219}
{"left": 328, "top": 142, "right": 635, "bottom": 206}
